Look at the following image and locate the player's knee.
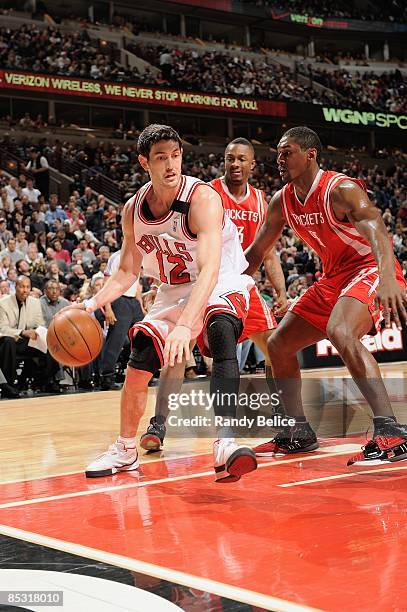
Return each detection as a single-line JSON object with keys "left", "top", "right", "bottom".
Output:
{"left": 326, "top": 322, "right": 354, "bottom": 350}
{"left": 267, "top": 328, "right": 285, "bottom": 358}
{"left": 207, "top": 314, "right": 242, "bottom": 362}
{"left": 127, "top": 332, "right": 161, "bottom": 375}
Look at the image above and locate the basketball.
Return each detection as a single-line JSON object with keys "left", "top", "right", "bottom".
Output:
{"left": 47, "top": 309, "right": 104, "bottom": 367}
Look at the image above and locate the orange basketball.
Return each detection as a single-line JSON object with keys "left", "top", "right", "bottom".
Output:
{"left": 47, "top": 308, "right": 104, "bottom": 367}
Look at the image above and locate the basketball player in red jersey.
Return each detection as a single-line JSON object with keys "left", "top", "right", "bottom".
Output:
{"left": 139, "top": 138, "right": 287, "bottom": 452}
{"left": 211, "top": 138, "right": 288, "bottom": 345}
{"left": 246, "top": 126, "right": 407, "bottom": 465}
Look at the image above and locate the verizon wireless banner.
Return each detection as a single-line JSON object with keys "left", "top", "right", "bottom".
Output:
{"left": 0, "top": 70, "right": 287, "bottom": 117}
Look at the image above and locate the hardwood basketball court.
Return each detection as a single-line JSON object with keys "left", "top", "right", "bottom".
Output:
{"left": 1, "top": 363, "right": 407, "bottom": 611}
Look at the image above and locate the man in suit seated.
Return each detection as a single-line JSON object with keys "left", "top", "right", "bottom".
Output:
{"left": 0, "top": 276, "right": 60, "bottom": 397}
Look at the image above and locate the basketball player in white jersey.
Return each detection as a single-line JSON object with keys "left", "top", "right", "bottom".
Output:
{"left": 70, "top": 124, "right": 257, "bottom": 482}
{"left": 139, "top": 138, "right": 287, "bottom": 453}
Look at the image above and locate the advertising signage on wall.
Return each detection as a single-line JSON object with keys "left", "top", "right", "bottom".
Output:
{"left": 322, "top": 107, "right": 407, "bottom": 130}
{"left": 0, "top": 70, "right": 287, "bottom": 117}
{"left": 301, "top": 324, "right": 407, "bottom": 369}
{"left": 1, "top": 71, "right": 405, "bottom": 132}
{"left": 286, "top": 103, "right": 407, "bottom": 132}
{"left": 270, "top": 9, "right": 407, "bottom": 32}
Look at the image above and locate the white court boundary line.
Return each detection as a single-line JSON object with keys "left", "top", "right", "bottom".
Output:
{"left": 278, "top": 464, "right": 407, "bottom": 487}
{"left": 0, "top": 446, "right": 360, "bottom": 510}
{"left": 0, "top": 452, "right": 210, "bottom": 487}
{"left": 0, "top": 524, "right": 322, "bottom": 612}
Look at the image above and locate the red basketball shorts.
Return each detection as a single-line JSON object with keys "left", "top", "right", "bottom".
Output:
{"left": 290, "top": 265, "right": 406, "bottom": 334}
{"left": 240, "top": 286, "right": 277, "bottom": 341}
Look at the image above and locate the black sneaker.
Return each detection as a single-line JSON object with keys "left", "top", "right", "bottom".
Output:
{"left": 253, "top": 422, "right": 319, "bottom": 456}
{"left": 0, "top": 383, "right": 20, "bottom": 399}
{"left": 140, "top": 416, "right": 166, "bottom": 452}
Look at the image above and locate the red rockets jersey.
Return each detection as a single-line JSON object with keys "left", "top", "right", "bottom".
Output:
{"left": 280, "top": 169, "right": 379, "bottom": 277}
{"left": 211, "top": 177, "right": 266, "bottom": 251}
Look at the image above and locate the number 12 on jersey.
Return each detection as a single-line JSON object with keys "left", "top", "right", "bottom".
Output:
{"left": 156, "top": 251, "right": 191, "bottom": 285}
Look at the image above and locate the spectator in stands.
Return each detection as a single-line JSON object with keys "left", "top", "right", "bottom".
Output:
{"left": 0, "top": 238, "right": 24, "bottom": 266}
{"left": 7, "top": 267, "right": 17, "bottom": 293}
{"left": 24, "top": 148, "right": 50, "bottom": 199}
{"left": 52, "top": 239, "right": 71, "bottom": 265}
{"left": 92, "top": 245, "right": 111, "bottom": 272}
{"left": 15, "top": 230, "right": 28, "bottom": 255}
{"left": 0, "top": 188, "right": 13, "bottom": 213}
{"left": 0, "top": 219, "right": 12, "bottom": 246}
{"left": 44, "top": 194, "right": 67, "bottom": 229}
{"left": 77, "top": 186, "right": 94, "bottom": 210}
{"left": 72, "top": 238, "right": 96, "bottom": 268}
{"left": 0, "top": 280, "right": 10, "bottom": 295}
{"left": 67, "top": 263, "right": 88, "bottom": 291}
{"left": 30, "top": 211, "right": 48, "bottom": 236}
{"left": 40, "top": 280, "right": 70, "bottom": 327}
{"left": 22, "top": 178, "right": 41, "bottom": 204}
{"left": 0, "top": 276, "right": 60, "bottom": 397}
{"left": 5, "top": 177, "right": 18, "bottom": 202}
{"left": 45, "top": 261, "right": 66, "bottom": 286}
{"left": 16, "top": 259, "right": 43, "bottom": 291}
{"left": 25, "top": 242, "right": 43, "bottom": 266}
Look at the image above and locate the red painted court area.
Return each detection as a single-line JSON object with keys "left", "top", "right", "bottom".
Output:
{"left": 1, "top": 438, "right": 407, "bottom": 611}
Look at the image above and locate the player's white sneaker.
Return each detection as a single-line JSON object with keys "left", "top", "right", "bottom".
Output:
{"left": 213, "top": 439, "right": 257, "bottom": 482}
{"left": 85, "top": 440, "right": 139, "bottom": 478}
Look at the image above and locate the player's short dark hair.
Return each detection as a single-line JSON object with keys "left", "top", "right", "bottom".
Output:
{"left": 137, "top": 124, "right": 182, "bottom": 158}
{"left": 226, "top": 138, "right": 254, "bottom": 155}
{"left": 282, "top": 126, "right": 322, "bottom": 163}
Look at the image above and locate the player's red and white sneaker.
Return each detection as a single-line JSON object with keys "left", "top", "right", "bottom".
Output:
{"left": 214, "top": 439, "right": 257, "bottom": 482}
{"left": 347, "top": 436, "right": 407, "bottom": 466}
{"left": 252, "top": 440, "right": 276, "bottom": 456}
{"left": 85, "top": 440, "right": 139, "bottom": 478}
{"left": 253, "top": 422, "right": 319, "bottom": 456}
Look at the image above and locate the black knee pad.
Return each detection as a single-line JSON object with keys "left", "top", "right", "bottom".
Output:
{"left": 206, "top": 313, "right": 242, "bottom": 362}
{"left": 128, "top": 332, "right": 161, "bottom": 374}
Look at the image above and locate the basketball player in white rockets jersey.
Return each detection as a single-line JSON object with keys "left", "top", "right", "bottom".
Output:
{"left": 67, "top": 124, "right": 258, "bottom": 482}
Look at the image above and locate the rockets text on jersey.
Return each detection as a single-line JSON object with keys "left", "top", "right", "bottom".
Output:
{"left": 280, "top": 169, "right": 378, "bottom": 277}
{"left": 210, "top": 177, "right": 266, "bottom": 251}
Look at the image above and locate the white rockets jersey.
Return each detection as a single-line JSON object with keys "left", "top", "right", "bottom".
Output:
{"left": 130, "top": 175, "right": 248, "bottom": 284}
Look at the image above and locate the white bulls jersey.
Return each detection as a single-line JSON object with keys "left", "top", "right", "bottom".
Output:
{"left": 130, "top": 175, "right": 248, "bottom": 284}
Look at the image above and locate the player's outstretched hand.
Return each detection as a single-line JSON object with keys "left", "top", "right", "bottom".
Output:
{"left": 164, "top": 325, "right": 191, "bottom": 367}
{"left": 273, "top": 290, "right": 288, "bottom": 318}
{"left": 375, "top": 277, "right": 407, "bottom": 330}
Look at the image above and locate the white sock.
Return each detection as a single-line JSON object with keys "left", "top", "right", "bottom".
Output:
{"left": 217, "top": 426, "right": 235, "bottom": 440}
{"left": 118, "top": 435, "right": 136, "bottom": 448}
